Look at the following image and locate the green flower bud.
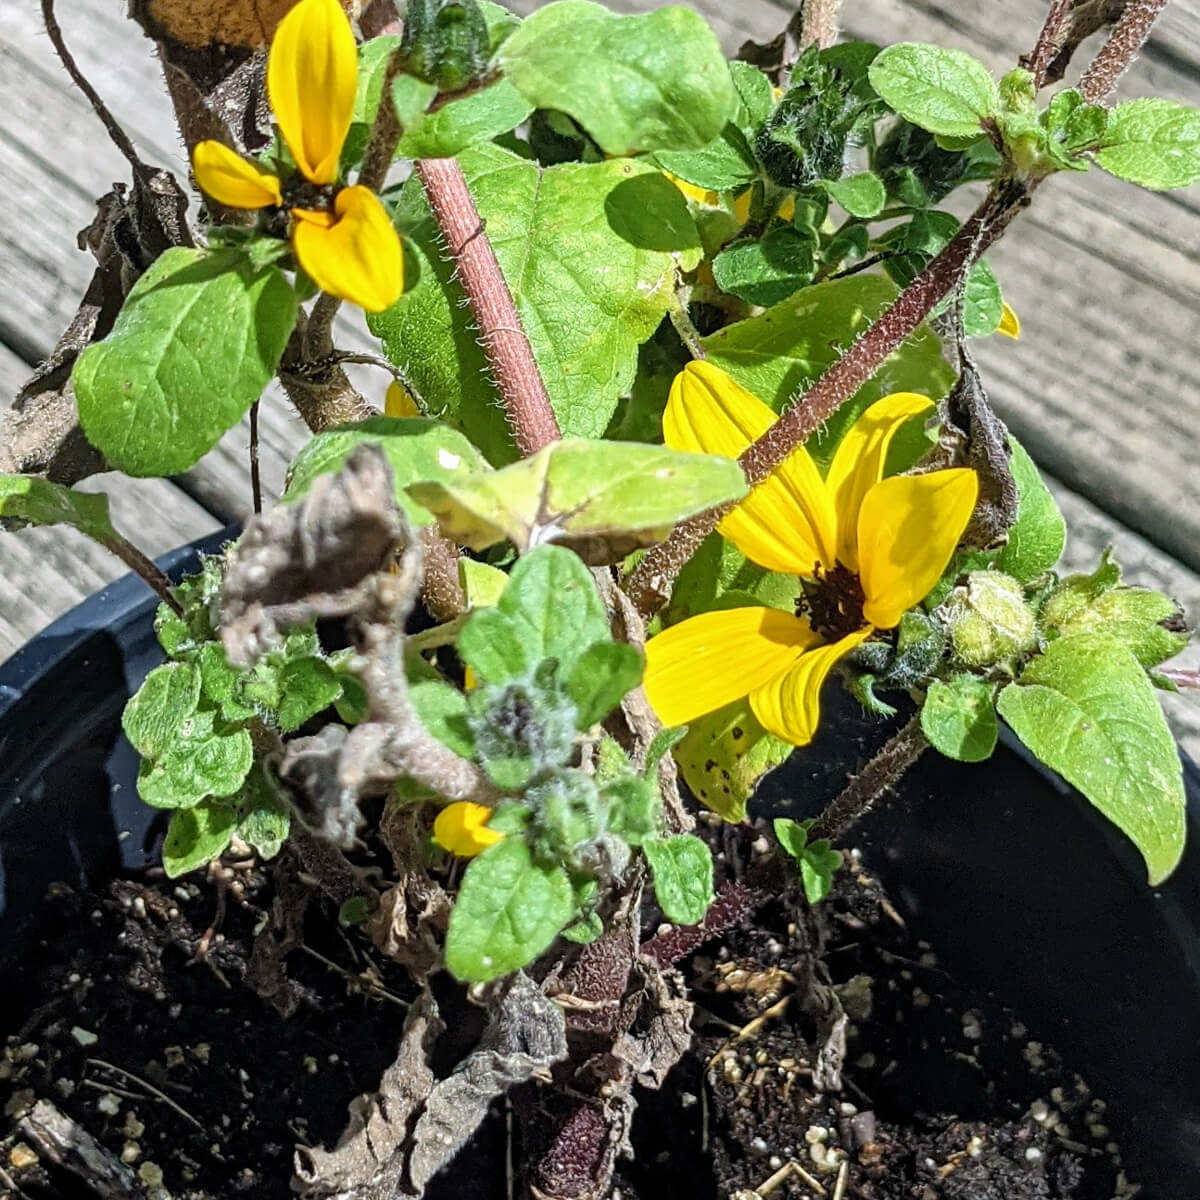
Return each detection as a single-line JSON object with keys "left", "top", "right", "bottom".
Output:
{"left": 943, "top": 571, "right": 1038, "bottom": 670}
{"left": 1042, "top": 581, "right": 1189, "bottom": 669}
{"left": 528, "top": 770, "right": 602, "bottom": 865}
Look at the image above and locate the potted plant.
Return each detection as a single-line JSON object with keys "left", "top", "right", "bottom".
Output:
{"left": 2, "top": 0, "right": 1198, "bottom": 1196}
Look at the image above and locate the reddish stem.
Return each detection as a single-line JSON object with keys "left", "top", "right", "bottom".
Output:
{"left": 640, "top": 879, "right": 762, "bottom": 966}
{"left": 416, "top": 158, "right": 562, "bottom": 456}
{"left": 1079, "top": 0, "right": 1170, "bottom": 103}
{"left": 1026, "top": 0, "right": 1075, "bottom": 89}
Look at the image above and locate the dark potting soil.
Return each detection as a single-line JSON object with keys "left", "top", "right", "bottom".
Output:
{"left": 0, "top": 842, "right": 1131, "bottom": 1200}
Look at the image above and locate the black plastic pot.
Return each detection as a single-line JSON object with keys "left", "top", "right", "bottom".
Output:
{"left": 2, "top": 537, "right": 1198, "bottom": 1194}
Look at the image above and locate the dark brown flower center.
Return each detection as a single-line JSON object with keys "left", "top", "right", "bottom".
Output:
{"left": 796, "top": 563, "right": 867, "bottom": 640}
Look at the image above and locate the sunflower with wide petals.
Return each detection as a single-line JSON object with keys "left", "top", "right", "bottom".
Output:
{"left": 643, "top": 361, "right": 978, "bottom": 747}
{"left": 191, "top": 0, "right": 403, "bottom": 313}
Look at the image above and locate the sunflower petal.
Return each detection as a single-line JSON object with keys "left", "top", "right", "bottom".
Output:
{"left": 663, "top": 361, "right": 837, "bottom": 575}
{"left": 192, "top": 141, "right": 282, "bottom": 209}
{"left": 385, "top": 381, "right": 420, "bottom": 417}
{"left": 267, "top": 0, "right": 357, "bottom": 185}
{"left": 750, "top": 628, "right": 871, "bottom": 746}
{"left": 433, "top": 802, "right": 504, "bottom": 857}
{"left": 825, "top": 392, "right": 934, "bottom": 570}
{"left": 665, "top": 171, "right": 719, "bottom": 207}
{"left": 643, "top": 606, "right": 819, "bottom": 729}
{"left": 857, "top": 468, "right": 979, "bottom": 629}
{"left": 292, "top": 186, "right": 404, "bottom": 312}
{"left": 998, "top": 301, "right": 1021, "bottom": 339}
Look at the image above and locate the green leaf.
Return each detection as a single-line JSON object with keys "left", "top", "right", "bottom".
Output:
{"left": 372, "top": 145, "right": 700, "bottom": 462}
{"left": 445, "top": 837, "right": 575, "bottom": 982}
{"left": 74, "top": 247, "right": 297, "bottom": 477}
{"left": 997, "top": 633, "right": 1185, "bottom": 885}
{"left": 409, "top": 680, "right": 475, "bottom": 757}
{"left": 343, "top": 36, "right": 406, "bottom": 164}
{"left": 459, "top": 558, "right": 510, "bottom": 609}
{"left": 772, "top": 818, "right": 841, "bottom": 904}
{"left": 162, "top": 798, "right": 237, "bottom": 878}
{"left": 668, "top": 532, "right": 799, "bottom": 623}
{"left": 338, "top": 897, "right": 372, "bottom": 927}
{"left": 729, "top": 60, "right": 774, "bottom": 129}
{"left": 409, "top": 438, "right": 747, "bottom": 564}
{"left": 561, "top": 912, "right": 604, "bottom": 944}
{"left": 822, "top": 171, "right": 886, "bottom": 218}
{"left": 235, "top": 762, "right": 290, "bottom": 860}
{"left": 499, "top": 0, "right": 735, "bottom": 155}
{"left": 700, "top": 274, "right": 954, "bottom": 471}
{"left": 282, "top": 417, "right": 488, "bottom": 526}
{"left": 673, "top": 697, "right": 792, "bottom": 822}
{"left": 655, "top": 123, "right": 760, "bottom": 192}
{"left": 567, "top": 642, "right": 645, "bottom": 730}
{"left": 123, "top": 662, "right": 202, "bottom": 759}
{"left": 136, "top": 707, "right": 254, "bottom": 810}
{"left": 197, "top": 642, "right": 258, "bottom": 722}
{"left": 868, "top": 43, "right": 998, "bottom": 140}
{"left": 457, "top": 607, "right": 531, "bottom": 686}
{"left": 995, "top": 438, "right": 1065, "bottom": 582}
{"left": 921, "top": 674, "right": 998, "bottom": 762}
{"left": 1095, "top": 98, "right": 1200, "bottom": 190}
{"left": 711, "top": 228, "right": 818, "bottom": 307}
{"left": 604, "top": 775, "right": 661, "bottom": 846}
{"left": 644, "top": 834, "right": 714, "bottom": 925}
{"left": 395, "top": 78, "right": 533, "bottom": 158}
{"left": 390, "top": 73, "right": 439, "bottom": 126}
{"left": 0, "top": 476, "right": 116, "bottom": 542}
{"left": 961, "top": 257, "right": 1004, "bottom": 338}
{"left": 479, "top": 0, "right": 521, "bottom": 52}
{"left": 277, "top": 658, "right": 341, "bottom": 733}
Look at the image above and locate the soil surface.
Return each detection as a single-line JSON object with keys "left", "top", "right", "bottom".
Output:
{"left": 1, "top": 834, "right": 1134, "bottom": 1200}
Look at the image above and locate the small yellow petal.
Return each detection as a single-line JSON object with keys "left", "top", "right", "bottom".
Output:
{"left": 433, "top": 801, "right": 504, "bottom": 857}
{"left": 463, "top": 664, "right": 477, "bottom": 692}
{"left": 750, "top": 628, "right": 872, "bottom": 746}
{"left": 663, "top": 361, "right": 837, "bottom": 576}
{"left": 267, "top": 0, "right": 357, "bottom": 185}
{"left": 997, "top": 301, "right": 1021, "bottom": 339}
{"left": 857, "top": 469, "right": 979, "bottom": 629}
{"left": 385, "top": 381, "right": 419, "bottom": 417}
{"left": 778, "top": 194, "right": 796, "bottom": 222}
{"left": 292, "top": 186, "right": 404, "bottom": 312}
{"left": 665, "top": 171, "right": 719, "bottom": 207}
{"left": 192, "top": 140, "right": 282, "bottom": 209}
{"left": 732, "top": 189, "right": 752, "bottom": 226}
{"left": 643, "top": 606, "right": 819, "bottom": 729}
{"left": 824, "top": 392, "right": 934, "bottom": 571}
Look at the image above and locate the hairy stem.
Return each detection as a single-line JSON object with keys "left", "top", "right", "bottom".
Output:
{"left": 416, "top": 157, "right": 561, "bottom": 456}
{"left": 99, "top": 533, "right": 183, "bottom": 615}
{"left": 1026, "top": 0, "right": 1075, "bottom": 88}
{"left": 640, "top": 879, "right": 763, "bottom": 966}
{"left": 624, "top": 179, "right": 1033, "bottom": 618}
{"left": 808, "top": 716, "right": 928, "bottom": 843}
{"left": 800, "top": 0, "right": 844, "bottom": 50}
{"left": 1078, "top": 0, "right": 1169, "bottom": 102}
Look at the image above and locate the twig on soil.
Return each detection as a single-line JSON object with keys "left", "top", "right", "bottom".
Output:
{"left": 750, "top": 1159, "right": 827, "bottom": 1197}
{"left": 295, "top": 944, "right": 409, "bottom": 1009}
{"left": 85, "top": 1059, "right": 206, "bottom": 1132}
{"left": 416, "top": 157, "right": 561, "bottom": 456}
{"left": 832, "top": 1158, "right": 850, "bottom": 1200}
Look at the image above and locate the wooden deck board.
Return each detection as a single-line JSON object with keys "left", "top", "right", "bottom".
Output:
{"left": 1, "top": 0, "right": 1198, "bottom": 757}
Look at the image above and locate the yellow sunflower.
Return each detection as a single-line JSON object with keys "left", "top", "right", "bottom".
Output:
{"left": 643, "top": 361, "right": 978, "bottom": 747}
{"left": 191, "top": 0, "right": 403, "bottom": 312}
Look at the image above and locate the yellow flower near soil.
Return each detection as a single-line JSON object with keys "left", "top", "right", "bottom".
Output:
{"left": 643, "top": 362, "right": 978, "bottom": 747}
{"left": 191, "top": 0, "right": 403, "bottom": 313}
{"left": 434, "top": 801, "right": 505, "bottom": 857}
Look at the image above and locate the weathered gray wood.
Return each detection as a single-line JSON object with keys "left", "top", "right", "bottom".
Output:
{"left": 0, "top": 348, "right": 220, "bottom": 662}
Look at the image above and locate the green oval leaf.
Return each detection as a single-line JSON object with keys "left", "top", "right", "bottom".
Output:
{"left": 499, "top": 0, "right": 735, "bottom": 155}
{"left": 282, "top": 416, "right": 489, "bottom": 526}
{"left": 994, "top": 437, "right": 1065, "bottom": 582}
{"left": 644, "top": 833, "right": 715, "bottom": 925}
{"left": 74, "top": 247, "right": 298, "bottom": 477}
{"left": 921, "top": 674, "right": 998, "bottom": 762}
{"left": 822, "top": 171, "right": 887, "bottom": 218}
{"left": 1095, "top": 98, "right": 1200, "bottom": 190}
{"left": 997, "top": 633, "right": 1185, "bottom": 885}
{"left": 0, "top": 476, "right": 116, "bottom": 543}
{"left": 163, "top": 798, "right": 238, "bottom": 878}
{"left": 395, "top": 78, "right": 533, "bottom": 158}
{"left": 445, "top": 838, "right": 574, "bottom": 982}
{"left": 868, "top": 43, "right": 998, "bottom": 140}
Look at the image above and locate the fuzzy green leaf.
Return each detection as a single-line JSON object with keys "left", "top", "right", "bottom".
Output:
{"left": 445, "top": 838, "right": 575, "bottom": 982}
{"left": 162, "top": 798, "right": 238, "bottom": 878}
{"left": 997, "top": 633, "right": 1185, "bottom": 885}
{"left": 277, "top": 658, "right": 342, "bottom": 733}
{"left": 235, "top": 762, "right": 290, "bottom": 860}
{"left": 499, "top": 0, "right": 734, "bottom": 155}
{"left": 409, "top": 680, "right": 475, "bottom": 757}
{"left": 74, "top": 247, "right": 297, "bottom": 476}
{"left": 604, "top": 775, "right": 661, "bottom": 846}
{"left": 644, "top": 833, "right": 715, "bottom": 925}
{"left": 700, "top": 274, "right": 954, "bottom": 471}
{"left": 282, "top": 417, "right": 488, "bottom": 526}
{"left": 655, "top": 123, "right": 760, "bottom": 192}
{"left": 711, "top": 228, "right": 818, "bottom": 307}
{"left": 822, "top": 171, "right": 886, "bottom": 218}
{"left": 1095, "top": 98, "right": 1200, "bottom": 190}
{"left": 136, "top": 708, "right": 254, "bottom": 810}
{"left": 123, "top": 662, "right": 202, "bottom": 759}
{"left": 395, "top": 78, "right": 533, "bottom": 158}
{"left": 773, "top": 818, "right": 842, "bottom": 903}
{"left": 567, "top": 642, "right": 645, "bottom": 729}
{"left": 409, "top": 438, "right": 746, "bottom": 564}
{"left": 995, "top": 438, "right": 1065, "bottom": 582}
{"left": 0, "top": 476, "right": 117, "bottom": 543}
{"left": 921, "top": 674, "right": 998, "bottom": 762}
{"left": 457, "top": 607, "right": 532, "bottom": 687}
{"left": 372, "top": 145, "right": 700, "bottom": 462}
{"left": 868, "top": 43, "right": 998, "bottom": 139}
